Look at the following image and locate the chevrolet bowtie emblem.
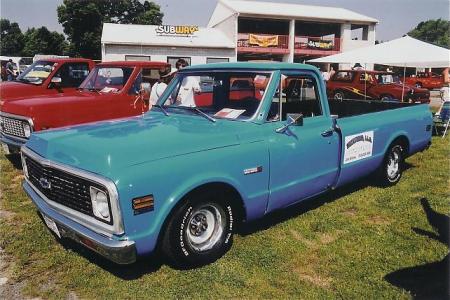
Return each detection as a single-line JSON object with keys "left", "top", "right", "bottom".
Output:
{"left": 39, "top": 177, "right": 51, "bottom": 190}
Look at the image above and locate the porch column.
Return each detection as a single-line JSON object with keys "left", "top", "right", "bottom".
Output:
{"left": 287, "top": 19, "right": 295, "bottom": 63}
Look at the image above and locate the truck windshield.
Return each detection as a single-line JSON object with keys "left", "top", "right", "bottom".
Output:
{"left": 16, "top": 60, "right": 55, "bottom": 85}
{"left": 376, "top": 73, "right": 401, "bottom": 84}
{"left": 79, "top": 66, "right": 134, "bottom": 93}
{"left": 158, "top": 71, "right": 272, "bottom": 121}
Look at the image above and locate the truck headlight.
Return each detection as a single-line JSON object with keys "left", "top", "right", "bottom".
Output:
{"left": 23, "top": 122, "right": 31, "bottom": 138}
{"left": 90, "top": 186, "right": 111, "bottom": 222}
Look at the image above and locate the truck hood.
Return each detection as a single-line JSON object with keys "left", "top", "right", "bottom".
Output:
{"left": 25, "top": 112, "right": 246, "bottom": 176}
{"left": 0, "top": 91, "right": 92, "bottom": 117}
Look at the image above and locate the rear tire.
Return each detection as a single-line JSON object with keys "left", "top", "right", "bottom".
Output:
{"left": 334, "top": 90, "right": 345, "bottom": 101}
{"left": 161, "top": 191, "right": 235, "bottom": 268}
{"left": 377, "top": 143, "right": 404, "bottom": 186}
{"left": 380, "top": 94, "right": 395, "bottom": 102}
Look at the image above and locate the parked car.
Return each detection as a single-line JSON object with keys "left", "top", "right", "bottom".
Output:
{"left": 327, "top": 70, "right": 430, "bottom": 103}
{"left": 0, "top": 58, "right": 95, "bottom": 102}
{"left": 21, "top": 63, "right": 432, "bottom": 267}
{"left": 0, "top": 61, "right": 171, "bottom": 153}
{"left": 403, "top": 72, "right": 444, "bottom": 90}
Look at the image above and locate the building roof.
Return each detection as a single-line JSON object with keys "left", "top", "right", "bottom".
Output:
{"left": 184, "top": 62, "right": 319, "bottom": 72}
{"left": 208, "top": 0, "right": 378, "bottom": 27}
{"left": 98, "top": 61, "right": 170, "bottom": 67}
{"left": 101, "top": 23, "right": 235, "bottom": 49}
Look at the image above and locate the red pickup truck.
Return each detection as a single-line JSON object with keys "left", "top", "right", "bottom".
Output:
{"left": 0, "top": 61, "right": 170, "bottom": 153}
{"left": 0, "top": 58, "right": 95, "bottom": 104}
{"left": 327, "top": 70, "right": 430, "bottom": 103}
{"left": 402, "top": 72, "right": 444, "bottom": 90}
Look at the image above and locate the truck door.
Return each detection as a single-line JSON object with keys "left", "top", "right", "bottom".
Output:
{"left": 265, "top": 72, "right": 340, "bottom": 212}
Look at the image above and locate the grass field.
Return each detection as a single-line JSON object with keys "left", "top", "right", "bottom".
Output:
{"left": 0, "top": 136, "right": 448, "bottom": 299}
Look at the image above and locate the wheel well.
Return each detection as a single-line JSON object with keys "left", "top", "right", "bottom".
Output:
{"left": 389, "top": 135, "right": 410, "bottom": 156}
{"left": 156, "top": 182, "right": 246, "bottom": 250}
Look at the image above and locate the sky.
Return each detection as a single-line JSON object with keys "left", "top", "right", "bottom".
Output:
{"left": 0, "top": 0, "right": 449, "bottom": 41}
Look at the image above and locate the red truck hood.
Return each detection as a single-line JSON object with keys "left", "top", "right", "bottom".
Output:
{"left": 0, "top": 91, "right": 92, "bottom": 119}
{"left": 0, "top": 81, "right": 45, "bottom": 101}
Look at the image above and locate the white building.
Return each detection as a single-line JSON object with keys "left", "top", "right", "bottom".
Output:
{"left": 101, "top": 0, "right": 378, "bottom": 67}
{"left": 101, "top": 23, "right": 235, "bottom": 67}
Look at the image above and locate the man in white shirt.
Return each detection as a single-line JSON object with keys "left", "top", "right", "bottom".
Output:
{"left": 150, "top": 68, "right": 176, "bottom": 105}
{"left": 176, "top": 76, "right": 200, "bottom": 107}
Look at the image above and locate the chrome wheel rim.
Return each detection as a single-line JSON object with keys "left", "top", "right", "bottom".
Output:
{"left": 334, "top": 92, "right": 344, "bottom": 101}
{"left": 387, "top": 150, "right": 400, "bottom": 179}
{"left": 186, "top": 204, "right": 224, "bottom": 252}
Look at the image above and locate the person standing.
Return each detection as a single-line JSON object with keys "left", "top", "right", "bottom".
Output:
{"left": 175, "top": 58, "right": 200, "bottom": 107}
{"left": 6, "top": 59, "right": 15, "bottom": 81}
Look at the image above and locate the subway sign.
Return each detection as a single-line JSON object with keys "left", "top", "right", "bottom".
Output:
{"left": 155, "top": 25, "right": 199, "bottom": 36}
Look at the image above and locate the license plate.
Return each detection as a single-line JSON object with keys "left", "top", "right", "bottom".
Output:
{"left": 1, "top": 143, "right": 10, "bottom": 155}
{"left": 42, "top": 214, "right": 61, "bottom": 238}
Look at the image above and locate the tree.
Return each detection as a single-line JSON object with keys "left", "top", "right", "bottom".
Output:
{"left": 408, "top": 19, "right": 449, "bottom": 48}
{"left": 57, "top": 0, "right": 163, "bottom": 59}
{"left": 22, "top": 27, "right": 68, "bottom": 57}
{"left": 0, "top": 19, "right": 25, "bottom": 56}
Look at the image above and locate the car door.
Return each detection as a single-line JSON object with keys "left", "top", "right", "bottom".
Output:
{"left": 265, "top": 71, "right": 340, "bottom": 212}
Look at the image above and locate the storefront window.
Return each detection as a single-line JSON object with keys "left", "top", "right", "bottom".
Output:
{"left": 167, "top": 57, "right": 191, "bottom": 68}
{"left": 206, "top": 58, "right": 230, "bottom": 64}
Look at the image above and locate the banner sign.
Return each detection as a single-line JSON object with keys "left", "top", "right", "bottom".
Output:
{"left": 307, "top": 39, "right": 334, "bottom": 50}
{"left": 155, "top": 25, "right": 199, "bottom": 37}
{"left": 249, "top": 34, "right": 279, "bottom": 47}
{"left": 343, "top": 131, "right": 374, "bottom": 164}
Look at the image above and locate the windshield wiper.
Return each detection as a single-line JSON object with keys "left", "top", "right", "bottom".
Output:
{"left": 181, "top": 106, "right": 216, "bottom": 123}
{"left": 153, "top": 104, "right": 169, "bottom": 116}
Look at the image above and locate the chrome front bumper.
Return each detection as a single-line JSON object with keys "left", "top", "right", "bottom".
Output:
{"left": 23, "top": 181, "right": 136, "bottom": 264}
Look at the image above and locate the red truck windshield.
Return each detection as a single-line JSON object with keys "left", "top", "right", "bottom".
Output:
{"left": 16, "top": 61, "right": 55, "bottom": 85}
{"left": 80, "top": 66, "right": 134, "bottom": 93}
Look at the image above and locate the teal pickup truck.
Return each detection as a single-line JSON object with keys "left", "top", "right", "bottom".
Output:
{"left": 21, "top": 63, "right": 432, "bottom": 267}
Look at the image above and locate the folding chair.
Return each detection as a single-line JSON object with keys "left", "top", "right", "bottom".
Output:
{"left": 433, "top": 101, "right": 450, "bottom": 138}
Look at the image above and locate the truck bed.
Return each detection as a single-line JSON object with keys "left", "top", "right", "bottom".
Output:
{"left": 328, "top": 99, "right": 419, "bottom": 119}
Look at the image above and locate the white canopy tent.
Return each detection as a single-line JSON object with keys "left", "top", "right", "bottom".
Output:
{"left": 308, "top": 36, "right": 450, "bottom": 68}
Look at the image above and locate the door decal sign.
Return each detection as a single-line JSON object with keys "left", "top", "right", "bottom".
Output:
{"left": 343, "top": 131, "right": 374, "bottom": 164}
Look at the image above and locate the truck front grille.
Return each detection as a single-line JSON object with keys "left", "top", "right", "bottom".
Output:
{"left": 0, "top": 115, "right": 26, "bottom": 138}
{"left": 23, "top": 154, "right": 100, "bottom": 217}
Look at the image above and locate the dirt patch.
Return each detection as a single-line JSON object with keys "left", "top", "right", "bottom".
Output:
{"left": 290, "top": 230, "right": 316, "bottom": 247}
{"left": 366, "top": 215, "right": 391, "bottom": 225}
{"left": 341, "top": 207, "right": 358, "bottom": 217}
{"left": 296, "top": 270, "right": 332, "bottom": 288}
{"left": 0, "top": 210, "right": 16, "bottom": 221}
{"left": 319, "top": 230, "right": 343, "bottom": 245}
{"left": 0, "top": 246, "right": 24, "bottom": 300}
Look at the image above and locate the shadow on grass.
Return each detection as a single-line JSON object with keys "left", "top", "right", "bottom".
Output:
{"left": 384, "top": 198, "right": 449, "bottom": 299}
{"left": 60, "top": 238, "right": 164, "bottom": 279}
{"left": 239, "top": 162, "right": 414, "bottom": 236}
{"left": 5, "top": 153, "right": 22, "bottom": 170}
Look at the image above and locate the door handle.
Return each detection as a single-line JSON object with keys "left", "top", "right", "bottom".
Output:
{"left": 321, "top": 129, "right": 334, "bottom": 137}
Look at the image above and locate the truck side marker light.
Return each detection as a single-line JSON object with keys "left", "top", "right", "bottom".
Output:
{"left": 132, "top": 195, "right": 154, "bottom": 214}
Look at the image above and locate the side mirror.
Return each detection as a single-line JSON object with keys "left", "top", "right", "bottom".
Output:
{"left": 49, "top": 76, "right": 62, "bottom": 89}
{"left": 276, "top": 113, "right": 303, "bottom": 133}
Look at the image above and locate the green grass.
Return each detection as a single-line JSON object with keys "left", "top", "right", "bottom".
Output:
{"left": 1, "top": 136, "right": 448, "bottom": 299}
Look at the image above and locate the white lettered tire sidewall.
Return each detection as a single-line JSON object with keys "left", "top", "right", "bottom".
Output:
{"left": 164, "top": 195, "right": 235, "bottom": 267}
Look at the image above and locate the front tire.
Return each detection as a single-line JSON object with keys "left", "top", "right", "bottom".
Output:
{"left": 377, "top": 144, "right": 404, "bottom": 186}
{"left": 162, "top": 192, "right": 235, "bottom": 268}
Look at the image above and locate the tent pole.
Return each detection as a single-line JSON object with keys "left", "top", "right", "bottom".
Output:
{"left": 401, "top": 64, "right": 406, "bottom": 102}
{"left": 364, "top": 63, "right": 367, "bottom": 100}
